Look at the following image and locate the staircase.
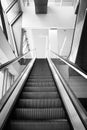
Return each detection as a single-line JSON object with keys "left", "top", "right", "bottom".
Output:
{"left": 5, "top": 59, "right": 72, "bottom": 130}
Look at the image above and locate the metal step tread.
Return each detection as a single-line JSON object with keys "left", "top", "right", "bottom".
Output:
{"left": 27, "top": 79, "right": 54, "bottom": 82}
{"left": 23, "top": 86, "right": 57, "bottom": 92}
{"left": 26, "top": 82, "right": 55, "bottom": 86}
{"left": 17, "top": 98, "right": 62, "bottom": 108}
{"left": 20, "top": 92, "right": 59, "bottom": 99}
{"left": 27, "top": 81, "right": 54, "bottom": 84}
{"left": 13, "top": 108, "right": 66, "bottom": 120}
{"left": 29, "top": 72, "right": 51, "bottom": 75}
{"left": 29, "top": 77, "right": 53, "bottom": 79}
{"left": 9, "top": 120, "right": 71, "bottom": 130}
{"left": 4, "top": 59, "right": 72, "bottom": 130}
{"left": 29, "top": 76, "right": 53, "bottom": 79}
{"left": 25, "top": 84, "right": 56, "bottom": 87}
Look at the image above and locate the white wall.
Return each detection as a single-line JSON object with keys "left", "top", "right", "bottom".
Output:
{"left": 22, "top": 2, "right": 76, "bottom": 58}
{"left": 12, "top": 17, "right": 22, "bottom": 55}
{"left": 32, "top": 30, "right": 48, "bottom": 58}
{"left": 26, "top": 29, "right": 48, "bottom": 58}
{"left": 0, "top": 27, "right": 21, "bottom": 75}
{"left": 49, "top": 29, "right": 58, "bottom": 54}
{"left": 26, "top": 28, "right": 74, "bottom": 58}
{"left": 34, "top": 36, "right": 47, "bottom": 58}
{"left": 0, "top": 27, "right": 16, "bottom": 64}
{"left": 48, "top": 29, "right": 73, "bottom": 58}
{"left": 57, "top": 29, "right": 73, "bottom": 57}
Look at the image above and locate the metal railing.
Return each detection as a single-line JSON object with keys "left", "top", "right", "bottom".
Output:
{"left": 0, "top": 57, "right": 35, "bottom": 129}
{"left": 0, "top": 49, "right": 36, "bottom": 70}
{"left": 0, "top": 49, "right": 36, "bottom": 111}
{"left": 50, "top": 49, "right": 87, "bottom": 78}
{"left": 48, "top": 49, "right": 87, "bottom": 129}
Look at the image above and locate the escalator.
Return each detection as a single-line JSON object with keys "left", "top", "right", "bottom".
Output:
{"left": 4, "top": 59, "right": 73, "bottom": 130}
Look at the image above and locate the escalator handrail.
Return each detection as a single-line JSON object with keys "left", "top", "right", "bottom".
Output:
{"left": 0, "top": 57, "right": 35, "bottom": 112}
{"left": 48, "top": 50, "right": 87, "bottom": 129}
{"left": 0, "top": 58, "right": 35, "bottom": 129}
{"left": 50, "top": 49, "right": 87, "bottom": 78}
{"left": 0, "top": 49, "right": 36, "bottom": 70}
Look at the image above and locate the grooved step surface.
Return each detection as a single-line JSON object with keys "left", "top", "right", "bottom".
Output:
{"left": 17, "top": 99, "right": 62, "bottom": 108}
{"left": 27, "top": 79, "right": 53, "bottom": 82}
{"left": 21, "top": 92, "right": 59, "bottom": 99}
{"left": 25, "top": 84, "right": 55, "bottom": 87}
{"left": 23, "top": 87, "right": 56, "bottom": 92}
{"left": 13, "top": 108, "right": 66, "bottom": 120}
{"left": 26, "top": 82, "right": 55, "bottom": 86}
{"left": 9, "top": 120, "right": 71, "bottom": 130}
{"left": 4, "top": 59, "right": 71, "bottom": 130}
{"left": 29, "top": 76, "right": 53, "bottom": 78}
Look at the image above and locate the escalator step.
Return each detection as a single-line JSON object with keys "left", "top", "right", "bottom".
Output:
{"left": 4, "top": 59, "right": 72, "bottom": 130}
{"left": 26, "top": 81, "right": 55, "bottom": 83}
{"left": 9, "top": 120, "right": 71, "bottom": 130}
{"left": 30, "top": 70, "right": 51, "bottom": 73}
{"left": 23, "top": 87, "right": 56, "bottom": 92}
{"left": 26, "top": 82, "right": 55, "bottom": 86}
{"left": 30, "top": 74, "right": 52, "bottom": 76}
{"left": 29, "top": 77, "right": 53, "bottom": 79}
{"left": 21, "top": 92, "right": 59, "bottom": 99}
{"left": 13, "top": 108, "right": 66, "bottom": 120}
{"left": 27, "top": 79, "right": 53, "bottom": 82}
{"left": 25, "top": 84, "right": 55, "bottom": 87}
{"left": 17, "top": 99, "right": 62, "bottom": 108}
{"left": 29, "top": 76, "right": 52, "bottom": 79}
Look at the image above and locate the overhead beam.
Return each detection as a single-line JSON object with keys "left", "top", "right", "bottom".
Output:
{"left": 34, "top": 0, "right": 48, "bottom": 14}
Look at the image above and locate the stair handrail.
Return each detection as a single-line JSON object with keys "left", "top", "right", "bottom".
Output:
{"left": 49, "top": 49, "right": 87, "bottom": 79}
{"left": 0, "top": 49, "right": 36, "bottom": 70}
{"left": 48, "top": 49, "right": 87, "bottom": 129}
{"left": 0, "top": 49, "right": 36, "bottom": 111}
{"left": 0, "top": 58, "right": 35, "bottom": 129}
